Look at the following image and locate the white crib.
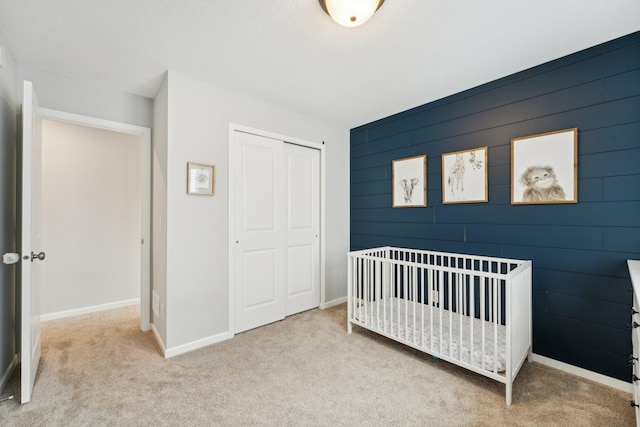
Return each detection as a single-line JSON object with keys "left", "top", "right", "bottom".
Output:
{"left": 347, "top": 247, "right": 532, "bottom": 405}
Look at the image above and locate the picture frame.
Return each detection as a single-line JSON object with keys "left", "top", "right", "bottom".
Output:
{"left": 442, "top": 147, "right": 488, "bottom": 204}
{"left": 187, "top": 162, "right": 215, "bottom": 195}
{"left": 511, "top": 128, "right": 577, "bottom": 205}
{"left": 392, "top": 155, "right": 427, "bottom": 208}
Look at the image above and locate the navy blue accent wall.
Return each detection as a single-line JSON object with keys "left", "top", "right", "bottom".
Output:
{"left": 350, "top": 31, "right": 640, "bottom": 382}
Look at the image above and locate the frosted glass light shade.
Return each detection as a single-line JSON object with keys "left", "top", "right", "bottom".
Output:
{"left": 320, "top": 0, "right": 385, "bottom": 28}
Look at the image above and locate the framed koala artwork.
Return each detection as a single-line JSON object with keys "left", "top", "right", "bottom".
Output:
{"left": 511, "top": 128, "right": 578, "bottom": 205}
{"left": 392, "top": 155, "right": 427, "bottom": 208}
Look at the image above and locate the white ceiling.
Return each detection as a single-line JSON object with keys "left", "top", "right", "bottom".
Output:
{"left": 1, "top": 0, "right": 639, "bottom": 128}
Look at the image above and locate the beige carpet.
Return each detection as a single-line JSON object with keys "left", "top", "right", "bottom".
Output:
{"left": 0, "top": 304, "right": 634, "bottom": 426}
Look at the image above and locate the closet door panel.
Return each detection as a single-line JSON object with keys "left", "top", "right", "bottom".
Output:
{"left": 284, "top": 143, "right": 320, "bottom": 316}
{"left": 233, "top": 132, "right": 285, "bottom": 333}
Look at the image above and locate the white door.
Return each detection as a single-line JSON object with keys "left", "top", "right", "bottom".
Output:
{"left": 234, "top": 131, "right": 286, "bottom": 333}
{"left": 233, "top": 131, "right": 321, "bottom": 333}
{"left": 21, "top": 81, "right": 44, "bottom": 404}
{"left": 284, "top": 144, "right": 320, "bottom": 316}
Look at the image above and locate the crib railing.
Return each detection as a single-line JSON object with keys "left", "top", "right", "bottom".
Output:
{"left": 347, "top": 246, "right": 532, "bottom": 405}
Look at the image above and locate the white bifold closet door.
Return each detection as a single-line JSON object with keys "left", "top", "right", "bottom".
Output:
{"left": 233, "top": 131, "right": 320, "bottom": 334}
{"left": 283, "top": 143, "right": 320, "bottom": 316}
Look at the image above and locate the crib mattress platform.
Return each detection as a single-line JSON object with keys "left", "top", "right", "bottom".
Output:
{"left": 353, "top": 297, "right": 507, "bottom": 373}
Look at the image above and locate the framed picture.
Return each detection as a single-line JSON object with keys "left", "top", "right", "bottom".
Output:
{"left": 511, "top": 128, "right": 577, "bottom": 204}
{"left": 187, "top": 162, "right": 215, "bottom": 195}
{"left": 392, "top": 155, "right": 427, "bottom": 208}
{"left": 442, "top": 147, "right": 488, "bottom": 204}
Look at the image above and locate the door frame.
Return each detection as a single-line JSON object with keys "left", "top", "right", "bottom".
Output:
{"left": 228, "top": 123, "right": 326, "bottom": 336}
{"left": 41, "top": 108, "right": 152, "bottom": 331}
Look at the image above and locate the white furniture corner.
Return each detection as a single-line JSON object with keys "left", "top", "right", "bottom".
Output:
{"left": 629, "top": 259, "right": 640, "bottom": 426}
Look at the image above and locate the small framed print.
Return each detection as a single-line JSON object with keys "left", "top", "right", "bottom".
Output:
{"left": 392, "top": 155, "right": 427, "bottom": 208}
{"left": 442, "top": 147, "right": 488, "bottom": 204}
{"left": 511, "top": 128, "right": 577, "bottom": 205}
{"left": 187, "top": 162, "right": 215, "bottom": 195}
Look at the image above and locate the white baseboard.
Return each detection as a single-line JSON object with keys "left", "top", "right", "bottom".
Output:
{"left": 164, "top": 331, "right": 232, "bottom": 359}
{"left": 0, "top": 354, "right": 18, "bottom": 393}
{"left": 321, "top": 296, "right": 347, "bottom": 309}
{"left": 41, "top": 298, "right": 140, "bottom": 322}
{"left": 532, "top": 353, "right": 633, "bottom": 394}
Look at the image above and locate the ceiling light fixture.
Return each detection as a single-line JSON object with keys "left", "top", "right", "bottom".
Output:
{"left": 319, "top": 0, "right": 385, "bottom": 28}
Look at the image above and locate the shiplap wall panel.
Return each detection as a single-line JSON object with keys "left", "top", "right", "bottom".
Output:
{"left": 466, "top": 224, "right": 603, "bottom": 250}
{"left": 579, "top": 178, "right": 603, "bottom": 202}
{"left": 534, "top": 333, "right": 629, "bottom": 378}
{"left": 604, "top": 42, "right": 640, "bottom": 73}
{"left": 350, "top": 31, "right": 640, "bottom": 381}
{"left": 605, "top": 69, "right": 640, "bottom": 100}
{"left": 534, "top": 312, "right": 630, "bottom": 356}
{"left": 531, "top": 290, "right": 628, "bottom": 328}
{"left": 580, "top": 123, "right": 640, "bottom": 154}
{"left": 533, "top": 269, "right": 630, "bottom": 304}
{"left": 582, "top": 149, "right": 640, "bottom": 177}
{"left": 604, "top": 176, "right": 640, "bottom": 201}
{"left": 605, "top": 228, "right": 640, "bottom": 253}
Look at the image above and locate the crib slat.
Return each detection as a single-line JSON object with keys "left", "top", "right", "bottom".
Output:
{"left": 396, "top": 263, "right": 400, "bottom": 338}
{"left": 375, "top": 257, "right": 380, "bottom": 329}
{"left": 390, "top": 261, "right": 394, "bottom": 335}
{"left": 411, "top": 268, "right": 418, "bottom": 344}
{"left": 429, "top": 268, "right": 434, "bottom": 351}
{"left": 421, "top": 267, "right": 425, "bottom": 348}
{"left": 470, "top": 273, "right": 475, "bottom": 367}
{"left": 458, "top": 272, "right": 463, "bottom": 363}
{"left": 448, "top": 270, "right": 453, "bottom": 359}
{"left": 347, "top": 249, "right": 356, "bottom": 328}
{"left": 365, "top": 258, "right": 370, "bottom": 327}
{"left": 383, "top": 258, "right": 387, "bottom": 334}
{"left": 481, "top": 276, "right": 486, "bottom": 371}
{"left": 404, "top": 265, "right": 409, "bottom": 341}
{"left": 492, "top": 279, "right": 500, "bottom": 373}
{"left": 439, "top": 269, "right": 444, "bottom": 354}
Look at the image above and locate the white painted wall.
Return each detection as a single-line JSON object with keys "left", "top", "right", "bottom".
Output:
{"left": 0, "top": 38, "right": 17, "bottom": 108}
{"left": 154, "top": 71, "right": 350, "bottom": 352}
{"left": 151, "top": 74, "right": 168, "bottom": 346}
{"left": 40, "top": 120, "right": 141, "bottom": 316}
{"left": 17, "top": 66, "right": 153, "bottom": 128}
{"left": 8, "top": 63, "right": 350, "bottom": 357}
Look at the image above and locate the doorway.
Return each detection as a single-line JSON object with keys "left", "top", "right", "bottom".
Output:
{"left": 40, "top": 109, "right": 151, "bottom": 330}
{"left": 229, "top": 124, "right": 325, "bottom": 335}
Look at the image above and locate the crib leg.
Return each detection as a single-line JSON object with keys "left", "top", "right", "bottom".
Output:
{"left": 347, "top": 321, "right": 352, "bottom": 334}
{"left": 506, "top": 382, "right": 512, "bottom": 406}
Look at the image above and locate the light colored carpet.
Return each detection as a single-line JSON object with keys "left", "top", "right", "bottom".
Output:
{"left": 0, "top": 304, "right": 634, "bottom": 426}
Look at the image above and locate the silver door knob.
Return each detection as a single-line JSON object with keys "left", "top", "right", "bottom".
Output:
{"left": 31, "top": 252, "right": 46, "bottom": 262}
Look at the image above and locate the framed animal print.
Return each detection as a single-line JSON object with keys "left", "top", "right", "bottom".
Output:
{"left": 392, "top": 155, "right": 427, "bottom": 208}
{"left": 442, "top": 147, "right": 488, "bottom": 204}
{"left": 511, "top": 128, "right": 577, "bottom": 205}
